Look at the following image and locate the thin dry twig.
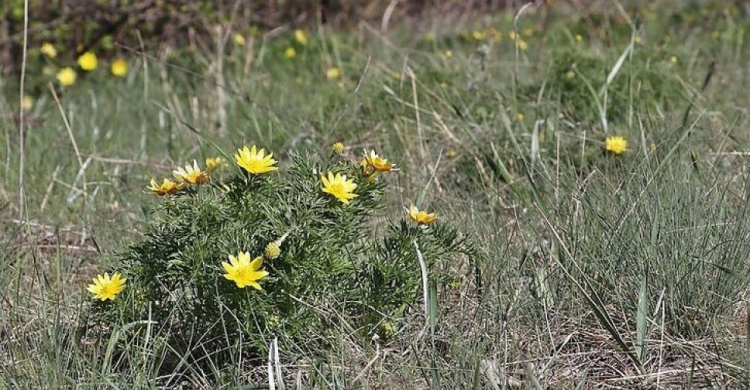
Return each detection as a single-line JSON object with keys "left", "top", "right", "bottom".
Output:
{"left": 17, "top": 0, "right": 30, "bottom": 220}
{"left": 48, "top": 83, "right": 88, "bottom": 206}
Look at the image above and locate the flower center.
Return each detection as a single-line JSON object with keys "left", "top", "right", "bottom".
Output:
{"left": 330, "top": 183, "right": 345, "bottom": 196}
{"left": 241, "top": 267, "right": 259, "bottom": 284}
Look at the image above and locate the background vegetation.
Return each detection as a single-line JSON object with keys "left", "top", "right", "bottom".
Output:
{"left": 0, "top": 0, "right": 748, "bottom": 388}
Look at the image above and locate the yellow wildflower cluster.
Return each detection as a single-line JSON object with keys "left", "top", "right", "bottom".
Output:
{"left": 43, "top": 44, "right": 130, "bottom": 87}
{"left": 145, "top": 145, "right": 279, "bottom": 197}
{"left": 91, "top": 142, "right": 439, "bottom": 301}
{"left": 281, "top": 29, "right": 308, "bottom": 60}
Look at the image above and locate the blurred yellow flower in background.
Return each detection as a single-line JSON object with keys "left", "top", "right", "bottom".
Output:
{"left": 233, "top": 33, "right": 246, "bottom": 46}
{"left": 111, "top": 58, "right": 128, "bottom": 77}
{"left": 471, "top": 30, "right": 486, "bottom": 41}
{"left": 40, "top": 42, "right": 57, "bottom": 58}
{"left": 205, "top": 157, "right": 224, "bottom": 172}
{"left": 294, "top": 29, "right": 308, "bottom": 46}
{"left": 22, "top": 96, "right": 34, "bottom": 111}
{"left": 78, "top": 52, "right": 98, "bottom": 71}
{"left": 57, "top": 67, "right": 77, "bottom": 86}
{"left": 326, "top": 67, "right": 341, "bottom": 80}
{"left": 285, "top": 47, "right": 297, "bottom": 59}
{"left": 332, "top": 142, "right": 345, "bottom": 154}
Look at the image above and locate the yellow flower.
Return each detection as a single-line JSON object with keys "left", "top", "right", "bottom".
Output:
{"left": 523, "top": 27, "right": 535, "bottom": 37}
{"left": 234, "top": 145, "right": 278, "bottom": 175}
{"left": 471, "top": 30, "right": 486, "bottom": 41}
{"left": 669, "top": 56, "right": 678, "bottom": 65}
{"left": 423, "top": 32, "right": 436, "bottom": 42}
{"left": 326, "top": 67, "right": 341, "bottom": 80}
{"left": 360, "top": 157, "right": 374, "bottom": 175}
{"left": 321, "top": 171, "right": 358, "bottom": 204}
{"left": 446, "top": 150, "right": 456, "bottom": 159}
{"left": 205, "top": 157, "right": 224, "bottom": 172}
{"left": 40, "top": 42, "right": 57, "bottom": 59}
{"left": 364, "top": 150, "right": 395, "bottom": 173}
{"left": 565, "top": 70, "right": 576, "bottom": 80}
{"left": 516, "top": 113, "right": 525, "bottom": 122}
{"left": 87, "top": 272, "right": 126, "bottom": 301}
{"left": 56, "top": 67, "right": 77, "bottom": 86}
{"left": 575, "top": 34, "right": 583, "bottom": 43}
{"left": 147, "top": 178, "right": 184, "bottom": 196}
{"left": 408, "top": 204, "right": 437, "bottom": 225}
{"left": 284, "top": 47, "right": 297, "bottom": 59}
{"left": 22, "top": 96, "right": 33, "bottom": 110}
{"left": 487, "top": 27, "right": 502, "bottom": 41}
{"left": 605, "top": 136, "right": 628, "bottom": 155}
{"left": 111, "top": 58, "right": 128, "bottom": 77}
{"left": 77, "top": 52, "right": 98, "bottom": 71}
{"left": 222, "top": 252, "right": 269, "bottom": 290}
{"left": 233, "top": 33, "right": 246, "bottom": 46}
{"left": 508, "top": 31, "right": 517, "bottom": 41}
{"left": 516, "top": 39, "right": 528, "bottom": 51}
{"left": 173, "top": 160, "right": 210, "bottom": 185}
{"left": 294, "top": 29, "right": 308, "bottom": 46}
{"left": 332, "top": 141, "right": 345, "bottom": 154}
{"left": 444, "top": 50, "right": 453, "bottom": 59}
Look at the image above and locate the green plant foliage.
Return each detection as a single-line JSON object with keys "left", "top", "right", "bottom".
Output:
{"left": 540, "top": 49, "right": 685, "bottom": 124}
{"left": 85, "top": 148, "right": 478, "bottom": 363}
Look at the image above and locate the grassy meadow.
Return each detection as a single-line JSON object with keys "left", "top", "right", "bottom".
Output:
{"left": 0, "top": 1, "right": 748, "bottom": 388}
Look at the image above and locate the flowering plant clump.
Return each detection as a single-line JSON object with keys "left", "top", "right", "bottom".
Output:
{"left": 86, "top": 144, "right": 479, "bottom": 365}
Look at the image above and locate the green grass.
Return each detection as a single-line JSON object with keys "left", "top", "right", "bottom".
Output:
{"left": 1, "top": 1, "right": 748, "bottom": 388}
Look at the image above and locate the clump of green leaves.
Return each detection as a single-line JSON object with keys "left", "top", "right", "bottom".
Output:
{"left": 540, "top": 49, "right": 684, "bottom": 124}
{"left": 85, "top": 147, "right": 477, "bottom": 366}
